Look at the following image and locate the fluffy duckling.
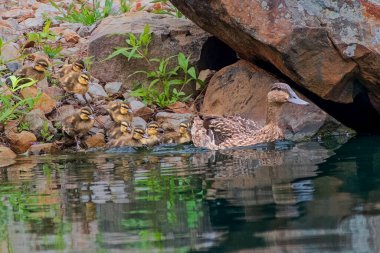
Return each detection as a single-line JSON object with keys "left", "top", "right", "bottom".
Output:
{"left": 162, "top": 121, "right": 192, "bottom": 144}
{"left": 108, "top": 125, "right": 147, "bottom": 148}
{"left": 60, "top": 71, "right": 90, "bottom": 95}
{"left": 107, "top": 121, "right": 132, "bottom": 140}
{"left": 141, "top": 121, "right": 163, "bottom": 147}
{"left": 15, "top": 58, "right": 50, "bottom": 82}
{"left": 191, "top": 83, "right": 309, "bottom": 150}
{"left": 57, "top": 59, "right": 85, "bottom": 78}
{"left": 107, "top": 101, "right": 133, "bottom": 124}
{"left": 62, "top": 107, "right": 95, "bottom": 150}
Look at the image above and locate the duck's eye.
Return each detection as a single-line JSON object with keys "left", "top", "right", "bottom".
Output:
{"left": 271, "top": 87, "right": 282, "bottom": 91}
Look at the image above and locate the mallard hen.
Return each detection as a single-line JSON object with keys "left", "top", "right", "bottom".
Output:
{"left": 191, "top": 83, "right": 309, "bottom": 150}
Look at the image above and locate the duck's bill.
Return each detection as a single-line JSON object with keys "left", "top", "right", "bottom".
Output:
{"left": 288, "top": 97, "right": 309, "bottom": 105}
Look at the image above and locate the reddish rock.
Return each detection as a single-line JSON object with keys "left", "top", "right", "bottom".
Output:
{"left": 7, "top": 131, "right": 37, "bottom": 154}
{"left": 170, "top": 0, "right": 380, "bottom": 119}
{"left": 63, "top": 29, "right": 80, "bottom": 44}
{"left": 84, "top": 133, "right": 106, "bottom": 148}
{"left": 0, "top": 146, "right": 17, "bottom": 159}
{"left": 2, "top": 9, "right": 34, "bottom": 19}
{"left": 20, "top": 86, "right": 57, "bottom": 114}
{"left": 201, "top": 60, "right": 351, "bottom": 141}
{"left": 28, "top": 143, "right": 59, "bottom": 155}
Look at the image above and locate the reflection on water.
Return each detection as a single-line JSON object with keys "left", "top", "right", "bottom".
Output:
{"left": 2, "top": 136, "right": 380, "bottom": 252}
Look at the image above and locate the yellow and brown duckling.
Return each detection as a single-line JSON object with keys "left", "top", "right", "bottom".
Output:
{"left": 191, "top": 83, "right": 309, "bottom": 150}
{"left": 162, "top": 120, "right": 192, "bottom": 144}
{"left": 108, "top": 125, "right": 147, "bottom": 148}
{"left": 62, "top": 107, "right": 95, "bottom": 150}
{"left": 15, "top": 58, "right": 50, "bottom": 82}
{"left": 60, "top": 71, "right": 90, "bottom": 95}
{"left": 57, "top": 59, "right": 85, "bottom": 78}
{"left": 141, "top": 121, "right": 163, "bottom": 147}
{"left": 107, "top": 121, "right": 132, "bottom": 140}
{"left": 107, "top": 101, "right": 133, "bottom": 124}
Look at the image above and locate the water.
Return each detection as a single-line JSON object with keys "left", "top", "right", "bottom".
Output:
{"left": 1, "top": 136, "right": 380, "bottom": 252}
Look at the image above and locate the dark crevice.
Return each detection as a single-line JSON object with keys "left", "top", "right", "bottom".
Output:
{"left": 197, "top": 37, "right": 238, "bottom": 71}
{"left": 254, "top": 59, "right": 380, "bottom": 133}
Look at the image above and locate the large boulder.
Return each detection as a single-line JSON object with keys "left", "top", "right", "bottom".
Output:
{"left": 171, "top": 0, "right": 380, "bottom": 131}
{"left": 201, "top": 60, "right": 352, "bottom": 141}
{"left": 88, "top": 12, "right": 210, "bottom": 88}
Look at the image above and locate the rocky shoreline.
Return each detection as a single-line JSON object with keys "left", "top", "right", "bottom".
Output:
{"left": 0, "top": 0, "right": 354, "bottom": 157}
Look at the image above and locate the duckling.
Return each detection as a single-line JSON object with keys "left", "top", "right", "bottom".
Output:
{"left": 62, "top": 107, "right": 95, "bottom": 150}
{"left": 141, "top": 121, "right": 163, "bottom": 147}
{"left": 14, "top": 58, "right": 50, "bottom": 82}
{"left": 57, "top": 59, "right": 85, "bottom": 78}
{"left": 191, "top": 83, "right": 309, "bottom": 150}
{"left": 161, "top": 121, "right": 192, "bottom": 144}
{"left": 108, "top": 125, "right": 147, "bottom": 148}
{"left": 107, "top": 121, "right": 132, "bottom": 140}
{"left": 60, "top": 71, "right": 90, "bottom": 95}
{"left": 107, "top": 101, "right": 133, "bottom": 124}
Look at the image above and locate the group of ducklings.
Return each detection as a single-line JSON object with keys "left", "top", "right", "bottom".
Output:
{"left": 62, "top": 102, "right": 192, "bottom": 150}
{"left": 13, "top": 56, "right": 192, "bottom": 150}
{"left": 15, "top": 55, "right": 90, "bottom": 97}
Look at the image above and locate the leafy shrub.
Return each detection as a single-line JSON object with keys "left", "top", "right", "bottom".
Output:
{"left": 43, "top": 44, "right": 62, "bottom": 59}
{"left": 49, "top": 0, "right": 114, "bottom": 26}
{"left": 0, "top": 76, "right": 40, "bottom": 124}
{"left": 105, "top": 25, "right": 202, "bottom": 108}
{"left": 104, "top": 24, "right": 152, "bottom": 62}
{"left": 130, "top": 53, "right": 201, "bottom": 107}
{"left": 40, "top": 121, "right": 54, "bottom": 142}
{"left": 27, "top": 20, "right": 57, "bottom": 48}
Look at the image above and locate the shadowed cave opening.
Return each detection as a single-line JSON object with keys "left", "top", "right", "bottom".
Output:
{"left": 255, "top": 59, "right": 380, "bottom": 134}
{"left": 197, "top": 36, "right": 238, "bottom": 71}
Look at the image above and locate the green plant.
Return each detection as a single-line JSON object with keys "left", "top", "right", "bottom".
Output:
{"left": 40, "top": 121, "right": 54, "bottom": 142}
{"left": 130, "top": 53, "right": 201, "bottom": 107}
{"left": 83, "top": 56, "right": 95, "bottom": 71}
{"left": 43, "top": 44, "right": 63, "bottom": 58}
{"left": 120, "top": 0, "right": 132, "bottom": 13}
{"left": 18, "top": 122, "right": 30, "bottom": 132}
{"left": 104, "top": 24, "right": 152, "bottom": 63}
{"left": 0, "top": 76, "right": 40, "bottom": 124}
{"left": 49, "top": 0, "right": 114, "bottom": 26}
{"left": 27, "top": 20, "right": 57, "bottom": 48}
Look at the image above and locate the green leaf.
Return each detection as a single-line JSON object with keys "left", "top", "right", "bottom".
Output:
{"left": 187, "top": 67, "right": 197, "bottom": 79}
{"left": 178, "top": 52, "right": 188, "bottom": 70}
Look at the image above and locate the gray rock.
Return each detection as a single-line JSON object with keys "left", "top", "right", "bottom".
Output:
{"left": 6, "top": 62, "right": 20, "bottom": 72}
{"left": 132, "top": 117, "right": 147, "bottom": 128}
{"left": 129, "top": 100, "right": 146, "bottom": 111}
{"left": 23, "top": 109, "right": 57, "bottom": 138}
{"left": 0, "top": 42, "right": 20, "bottom": 63}
{"left": 19, "top": 17, "right": 44, "bottom": 29}
{"left": 49, "top": 105, "right": 76, "bottom": 122}
{"left": 104, "top": 82, "right": 122, "bottom": 94}
{"left": 88, "top": 83, "right": 108, "bottom": 98}
{"left": 155, "top": 112, "right": 193, "bottom": 131}
{"left": 60, "top": 22, "right": 82, "bottom": 32}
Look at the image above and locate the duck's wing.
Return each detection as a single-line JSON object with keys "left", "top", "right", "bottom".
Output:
{"left": 203, "top": 116, "right": 235, "bottom": 146}
{"left": 226, "top": 116, "right": 260, "bottom": 134}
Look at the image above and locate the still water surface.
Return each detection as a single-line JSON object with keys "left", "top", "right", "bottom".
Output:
{"left": 0, "top": 136, "right": 379, "bottom": 252}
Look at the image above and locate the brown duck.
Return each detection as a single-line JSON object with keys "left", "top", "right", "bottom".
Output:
{"left": 60, "top": 72, "right": 90, "bottom": 95}
{"left": 162, "top": 121, "right": 192, "bottom": 144}
{"left": 107, "top": 121, "right": 132, "bottom": 141}
{"left": 191, "top": 83, "right": 309, "bottom": 150}
{"left": 15, "top": 58, "right": 50, "bottom": 82}
{"left": 62, "top": 107, "right": 95, "bottom": 150}
{"left": 108, "top": 125, "right": 147, "bottom": 148}
{"left": 107, "top": 101, "right": 133, "bottom": 124}
{"left": 141, "top": 121, "right": 163, "bottom": 147}
{"left": 57, "top": 59, "right": 85, "bottom": 78}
